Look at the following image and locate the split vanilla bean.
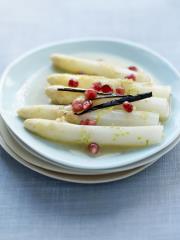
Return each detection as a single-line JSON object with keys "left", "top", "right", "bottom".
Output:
{"left": 75, "top": 92, "right": 152, "bottom": 115}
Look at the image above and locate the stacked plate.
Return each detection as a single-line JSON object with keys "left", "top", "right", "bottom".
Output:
{"left": 0, "top": 39, "right": 180, "bottom": 184}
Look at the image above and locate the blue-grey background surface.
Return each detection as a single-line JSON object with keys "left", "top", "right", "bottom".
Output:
{"left": 0, "top": 0, "right": 180, "bottom": 239}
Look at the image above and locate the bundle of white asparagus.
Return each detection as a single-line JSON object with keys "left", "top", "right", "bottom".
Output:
{"left": 17, "top": 54, "right": 171, "bottom": 152}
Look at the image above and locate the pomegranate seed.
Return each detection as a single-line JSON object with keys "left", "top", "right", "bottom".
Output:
{"left": 72, "top": 103, "right": 83, "bottom": 112}
{"left": 72, "top": 99, "right": 83, "bottom": 113}
{"left": 88, "top": 143, "right": 100, "bottom": 155}
{"left": 80, "top": 119, "right": 96, "bottom": 125}
{"left": 83, "top": 100, "right": 93, "bottom": 110}
{"left": 101, "top": 84, "right": 113, "bottom": 93}
{"left": 125, "top": 74, "right": 136, "bottom": 81}
{"left": 128, "top": 66, "right": 138, "bottom": 71}
{"left": 115, "top": 87, "right": 125, "bottom": 95}
{"left": 85, "top": 89, "right": 97, "bottom": 100}
{"left": 123, "top": 101, "right": 133, "bottom": 112}
{"left": 80, "top": 119, "right": 89, "bottom": 125}
{"left": 92, "top": 82, "right": 102, "bottom": 91}
{"left": 87, "top": 119, "right": 96, "bottom": 125}
{"left": 68, "top": 78, "right": 79, "bottom": 87}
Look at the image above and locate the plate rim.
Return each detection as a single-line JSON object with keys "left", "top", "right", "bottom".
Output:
{"left": 0, "top": 37, "right": 180, "bottom": 170}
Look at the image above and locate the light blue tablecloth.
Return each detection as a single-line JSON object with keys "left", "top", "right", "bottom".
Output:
{"left": 0, "top": 0, "right": 180, "bottom": 239}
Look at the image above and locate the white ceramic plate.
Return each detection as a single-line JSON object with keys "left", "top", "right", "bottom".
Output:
{"left": 1, "top": 39, "right": 180, "bottom": 171}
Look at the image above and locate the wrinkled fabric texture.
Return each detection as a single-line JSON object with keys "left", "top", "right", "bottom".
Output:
{"left": 0, "top": 0, "right": 180, "bottom": 239}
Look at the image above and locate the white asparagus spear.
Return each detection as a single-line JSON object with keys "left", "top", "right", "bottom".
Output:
{"left": 48, "top": 74, "right": 168, "bottom": 98}
{"left": 17, "top": 105, "right": 70, "bottom": 119}
{"left": 48, "top": 73, "right": 120, "bottom": 88}
{"left": 129, "top": 85, "right": 171, "bottom": 99}
{"left": 18, "top": 97, "right": 169, "bottom": 121}
{"left": 45, "top": 85, "right": 83, "bottom": 104}
{"left": 132, "top": 97, "right": 169, "bottom": 120}
{"left": 17, "top": 105, "right": 159, "bottom": 126}
{"left": 24, "top": 119, "right": 163, "bottom": 146}
{"left": 48, "top": 73, "right": 152, "bottom": 89}
{"left": 120, "top": 81, "right": 171, "bottom": 99}
{"left": 45, "top": 85, "right": 82, "bottom": 104}
{"left": 51, "top": 54, "right": 151, "bottom": 82}
{"left": 65, "top": 109, "right": 160, "bottom": 126}
{"left": 96, "top": 97, "right": 169, "bottom": 120}
{"left": 45, "top": 85, "right": 170, "bottom": 106}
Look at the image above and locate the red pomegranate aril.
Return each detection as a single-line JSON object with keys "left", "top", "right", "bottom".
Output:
{"left": 128, "top": 66, "right": 138, "bottom": 71}
{"left": 68, "top": 78, "right": 79, "bottom": 87}
{"left": 123, "top": 101, "right": 133, "bottom": 112}
{"left": 85, "top": 89, "right": 97, "bottom": 100}
{"left": 115, "top": 87, "right": 125, "bottom": 95}
{"left": 87, "top": 119, "right": 96, "bottom": 125}
{"left": 92, "top": 82, "right": 102, "bottom": 91}
{"left": 80, "top": 119, "right": 96, "bottom": 125}
{"left": 72, "top": 99, "right": 83, "bottom": 113}
{"left": 83, "top": 100, "right": 93, "bottom": 110}
{"left": 125, "top": 74, "right": 136, "bottom": 81}
{"left": 80, "top": 119, "right": 89, "bottom": 125}
{"left": 101, "top": 84, "right": 113, "bottom": 93}
{"left": 72, "top": 103, "right": 83, "bottom": 113}
{"left": 88, "top": 143, "right": 100, "bottom": 155}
